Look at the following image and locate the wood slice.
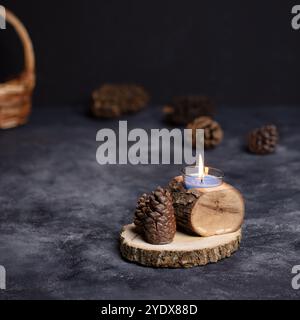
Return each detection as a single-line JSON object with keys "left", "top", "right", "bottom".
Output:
{"left": 120, "top": 224, "right": 242, "bottom": 268}
{"left": 169, "top": 177, "right": 245, "bottom": 237}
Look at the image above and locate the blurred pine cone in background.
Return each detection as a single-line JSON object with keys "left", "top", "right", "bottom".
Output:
{"left": 163, "top": 95, "right": 215, "bottom": 125}
{"left": 187, "top": 116, "right": 223, "bottom": 149}
{"left": 134, "top": 187, "right": 176, "bottom": 245}
{"left": 91, "top": 84, "right": 149, "bottom": 118}
{"left": 248, "top": 124, "right": 279, "bottom": 155}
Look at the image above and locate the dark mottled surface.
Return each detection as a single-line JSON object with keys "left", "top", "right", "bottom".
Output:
{"left": 0, "top": 105, "right": 299, "bottom": 300}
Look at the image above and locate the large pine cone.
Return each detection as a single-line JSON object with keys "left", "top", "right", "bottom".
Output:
{"left": 91, "top": 84, "right": 149, "bottom": 118}
{"left": 187, "top": 116, "right": 223, "bottom": 149}
{"left": 248, "top": 124, "right": 279, "bottom": 155}
{"left": 163, "top": 95, "right": 215, "bottom": 125}
{"left": 134, "top": 187, "right": 176, "bottom": 245}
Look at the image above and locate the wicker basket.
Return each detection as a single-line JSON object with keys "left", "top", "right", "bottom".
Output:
{"left": 0, "top": 9, "right": 35, "bottom": 129}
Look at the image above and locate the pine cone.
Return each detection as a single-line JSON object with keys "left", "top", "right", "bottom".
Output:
{"left": 248, "top": 124, "right": 279, "bottom": 155}
{"left": 91, "top": 84, "right": 149, "bottom": 118}
{"left": 187, "top": 116, "right": 223, "bottom": 149}
{"left": 163, "top": 95, "right": 215, "bottom": 125}
{"left": 134, "top": 187, "right": 176, "bottom": 245}
{"left": 168, "top": 178, "right": 186, "bottom": 193}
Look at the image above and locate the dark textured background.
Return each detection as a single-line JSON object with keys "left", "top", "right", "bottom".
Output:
{"left": 0, "top": 0, "right": 300, "bottom": 106}
{"left": 0, "top": 105, "right": 299, "bottom": 300}
{"left": 0, "top": 1, "right": 300, "bottom": 300}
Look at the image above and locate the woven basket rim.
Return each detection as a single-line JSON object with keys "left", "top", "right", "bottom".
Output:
{"left": 0, "top": 8, "right": 35, "bottom": 88}
{"left": 0, "top": 8, "right": 35, "bottom": 129}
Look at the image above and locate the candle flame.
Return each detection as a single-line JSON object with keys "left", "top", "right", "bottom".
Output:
{"left": 197, "top": 154, "right": 204, "bottom": 179}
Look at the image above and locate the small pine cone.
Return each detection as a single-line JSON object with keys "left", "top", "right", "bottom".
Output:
{"left": 91, "top": 84, "right": 149, "bottom": 118}
{"left": 248, "top": 124, "right": 279, "bottom": 155}
{"left": 168, "top": 178, "right": 186, "bottom": 193}
{"left": 134, "top": 187, "right": 176, "bottom": 245}
{"left": 163, "top": 95, "right": 215, "bottom": 125}
{"left": 187, "top": 116, "right": 223, "bottom": 149}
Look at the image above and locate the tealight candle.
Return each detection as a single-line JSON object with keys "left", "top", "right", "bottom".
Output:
{"left": 183, "top": 166, "right": 224, "bottom": 189}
